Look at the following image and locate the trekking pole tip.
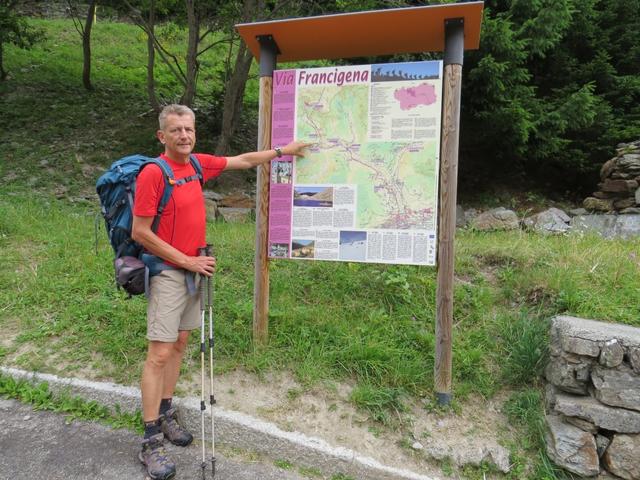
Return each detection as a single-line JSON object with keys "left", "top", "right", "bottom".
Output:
{"left": 211, "top": 457, "right": 216, "bottom": 478}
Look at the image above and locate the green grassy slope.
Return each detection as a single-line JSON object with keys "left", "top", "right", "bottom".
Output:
{"left": 1, "top": 18, "right": 639, "bottom": 480}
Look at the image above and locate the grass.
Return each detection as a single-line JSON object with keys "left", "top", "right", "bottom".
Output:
{"left": 0, "top": 373, "right": 142, "bottom": 433}
{"left": 2, "top": 17, "right": 640, "bottom": 480}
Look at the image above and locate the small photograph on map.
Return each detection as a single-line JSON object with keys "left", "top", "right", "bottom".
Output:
{"left": 339, "top": 231, "right": 367, "bottom": 261}
{"left": 271, "top": 160, "right": 292, "bottom": 184}
{"left": 371, "top": 61, "right": 441, "bottom": 82}
{"left": 293, "top": 186, "right": 333, "bottom": 207}
{"left": 291, "top": 239, "right": 315, "bottom": 258}
{"left": 269, "top": 243, "right": 289, "bottom": 258}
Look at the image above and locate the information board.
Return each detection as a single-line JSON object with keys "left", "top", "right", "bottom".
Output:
{"left": 268, "top": 61, "right": 442, "bottom": 266}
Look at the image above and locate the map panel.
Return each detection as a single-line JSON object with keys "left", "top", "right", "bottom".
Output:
{"left": 268, "top": 61, "right": 442, "bottom": 266}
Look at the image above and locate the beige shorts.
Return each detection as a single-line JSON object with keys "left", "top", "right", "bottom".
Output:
{"left": 146, "top": 269, "right": 201, "bottom": 342}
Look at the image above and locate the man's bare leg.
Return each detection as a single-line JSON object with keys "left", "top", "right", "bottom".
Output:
{"left": 161, "top": 330, "right": 190, "bottom": 400}
{"left": 141, "top": 341, "right": 175, "bottom": 422}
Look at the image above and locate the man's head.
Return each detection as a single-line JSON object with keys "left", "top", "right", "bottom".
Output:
{"left": 157, "top": 104, "right": 196, "bottom": 163}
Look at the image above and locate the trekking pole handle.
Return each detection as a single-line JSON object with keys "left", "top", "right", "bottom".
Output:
{"left": 198, "top": 246, "right": 208, "bottom": 309}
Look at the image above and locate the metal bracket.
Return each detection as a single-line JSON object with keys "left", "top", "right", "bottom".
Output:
{"left": 443, "top": 18, "right": 464, "bottom": 66}
{"left": 257, "top": 34, "right": 280, "bottom": 77}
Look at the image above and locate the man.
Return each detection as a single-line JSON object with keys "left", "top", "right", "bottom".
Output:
{"left": 132, "top": 104, "right": 309, "bottom": 480}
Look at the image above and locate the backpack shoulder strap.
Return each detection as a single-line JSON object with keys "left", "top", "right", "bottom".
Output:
{"left": 189, "top": 154, "right": 204, "bottom": 186}
{"left": 140, "top": 158, "right": 175, "bottom": 233}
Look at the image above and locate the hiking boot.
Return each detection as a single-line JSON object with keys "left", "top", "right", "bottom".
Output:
{"left": 160, "top": 407, "right": 193, "bottom": 447}
{"left": 138, "top": 433, "right": 176, "bottom": 480}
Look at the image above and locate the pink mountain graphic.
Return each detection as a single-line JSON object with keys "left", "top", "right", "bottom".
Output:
{"left": 394, "top": 83, "right": 437, "bottom": 110}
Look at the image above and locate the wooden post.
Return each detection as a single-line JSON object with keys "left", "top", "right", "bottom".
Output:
{"left": 253, "top": 35, "right": 278, "bottom": 345}
{"left": 435, "top": 18, "right": 464, "bottom": 405}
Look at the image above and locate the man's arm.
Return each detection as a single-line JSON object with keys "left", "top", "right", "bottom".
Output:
{"left": 224, "top": 140, "right": 311, "bottom": 171}
{"left": 131, "top": 216, "right": 215, "bottom": 276}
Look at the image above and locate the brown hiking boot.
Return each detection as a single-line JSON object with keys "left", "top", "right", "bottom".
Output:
{"left": 138, "top": 433, "right": 176, "bottom": 480}
{"left": 159, "top": 407, "right": 193, "bottom": 447}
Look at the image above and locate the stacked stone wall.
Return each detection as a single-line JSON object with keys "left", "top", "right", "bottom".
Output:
{"left": 584, "top": 140, "right": 640, "bottom": 214}
{"left": 545, "top": 316, "right": 640, "bottom": 479}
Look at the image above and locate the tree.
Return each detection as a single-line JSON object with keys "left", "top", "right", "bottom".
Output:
{"left": 123, "top": 0, "right": 232, "bottom": 110}
{"left": 0, "top": 0, "right": 44, "bottom": 80}
{"left": 67, "top": 0, "right": 98, "bottom": 90}
{"left": 460, "top": 0, "right": 640, "bottom": 194}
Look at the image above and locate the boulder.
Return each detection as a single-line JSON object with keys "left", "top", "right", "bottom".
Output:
{"left": 603, "top": 434, "right": 640, "bottom": 480}
{"left": 600, "top": 339, "right": 624, "bottom": 368}
{"left": 522, "top": 208, "right": 571, "bottom": 235}
{"left": 614, "top": 215, "right": 640, "bottom": 238}
{"left": 584, "top": 197, "right": 614, "bottom": 212}
{"left": 592, "top": 365, "right": 640, "bottom": 412}
{"left": 620, "top": 207, "right": 640, "bottom": 214}
{"left": 554, "top": 393, "right": 640, "bottom": 433}
{"left": 618, "top": 154, "right": 640, "bottom": 174}
{"left": 614, "top": 198, "right": 637, "bottom": 210}
{"left": 202, "top": 190, "right": 224, "bottom": 201}
{"left": 551, "top": 316, "right": 640, "bottom": 347}
{"left": 564, "top": 415, "right": 598, "bottom": 434}
{"left": 601, "top": 158, "right": 617, "bottom": 180}
{"left": 599, "top": 179, "right": 638, "bottom": 193}
{"left": 205, "top": 199, "right": 219, "bottom": 222}
{"left": 569, "top": 208, "right": 589, "bottom": 216}
{"left": 596, "top": 434, "right": 611, "bottom": 458}
{"left": 545, "top": 414, "right": 600, "bottom": 477}
{"left": 218, "top": 207, "right": 252, "bottom": 223}
{"left": 545, "top": 354, "right": 591, "bottom": 395}
{"left": 469, "top": 207, "right": 519, "bottom": 231}
{"left": 219, "top": 192, "right": 255, "bottom": 208}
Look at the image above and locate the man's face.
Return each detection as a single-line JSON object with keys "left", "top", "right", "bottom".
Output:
{"left": 157, "top": 113, "right": 196, "bottom": 160}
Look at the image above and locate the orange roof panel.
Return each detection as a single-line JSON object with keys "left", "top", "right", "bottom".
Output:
{"left": 236, "top": 2, "right": 484, "bottom": 63}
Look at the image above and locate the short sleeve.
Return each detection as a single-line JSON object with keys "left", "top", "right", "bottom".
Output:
{"left": 133, "top": 164, "right": 165, "bottom": 217}
{"left": 195, "top": 154, "right": 227, "bottom": 183}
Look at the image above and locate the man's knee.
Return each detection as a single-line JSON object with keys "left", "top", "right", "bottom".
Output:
{"left": 146, "top": 342, "right": 174, "bottom": 369}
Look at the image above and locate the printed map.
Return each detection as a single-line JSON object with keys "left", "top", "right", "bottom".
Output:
{"left": 295, "top": 83, "right": 439, "bottom": 230}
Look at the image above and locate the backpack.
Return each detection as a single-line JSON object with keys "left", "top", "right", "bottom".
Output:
{"left": 96, "top": 154, "right": 203, "bottom": 296}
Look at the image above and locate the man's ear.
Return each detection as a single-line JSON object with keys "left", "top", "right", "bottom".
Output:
{"left": 157, "top": 130, "right": 165, "bottom": 144}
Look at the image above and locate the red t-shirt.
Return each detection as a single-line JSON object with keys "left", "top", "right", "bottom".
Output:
{"left": 133, "top": 153, "right": 227, "bottom": 258}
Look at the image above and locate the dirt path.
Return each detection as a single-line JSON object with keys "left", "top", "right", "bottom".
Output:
{"left": 177, "top": 369, "right": 515, "bottom": 479}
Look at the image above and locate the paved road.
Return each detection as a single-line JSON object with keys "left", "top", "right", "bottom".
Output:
{"left": 0, "top": 398, "right": 307, "bottom": 480}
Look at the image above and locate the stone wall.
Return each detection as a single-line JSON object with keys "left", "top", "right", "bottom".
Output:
{"left": 545, "top": 316, "right": 640, "bottom": 479}
{"left": 583, "top": 140, "right": 640, "bottom": 214}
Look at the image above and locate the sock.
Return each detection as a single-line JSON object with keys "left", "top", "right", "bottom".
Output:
{"left": 144, "top": 419, "right": 161, "bottom": 439}
{"left": 159, "top": 398, "right": 172, "bottom": 416}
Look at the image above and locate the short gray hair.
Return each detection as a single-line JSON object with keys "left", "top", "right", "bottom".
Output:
{"left": 158, "top": 104, "right": 195, "bottom": 130}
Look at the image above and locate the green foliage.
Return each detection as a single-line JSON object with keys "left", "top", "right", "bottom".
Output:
{"left": 0, "top": 0, "right": 45, "bottom": 78}
{"left": 0, "top": 374, "right": 143, "bottom": 433}
{"left": 462, "top": 0, "right": 640, "bottom": 193}
{"left": 496, "top": 310, "right": 549, "bottom": 386}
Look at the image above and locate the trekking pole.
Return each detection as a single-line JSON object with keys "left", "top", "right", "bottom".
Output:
{"left": 198, "top": 246, "right": 208, "bottom": 480}
{"left": 205, "top": 243, "right": 216, "bottom": 478}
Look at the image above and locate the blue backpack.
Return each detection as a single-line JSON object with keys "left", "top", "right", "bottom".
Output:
{"left": 96, "top": 154, "right": 203, "bottom": 295}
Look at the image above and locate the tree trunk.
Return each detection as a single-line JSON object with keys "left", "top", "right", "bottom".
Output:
{"left": 215, "top": 0, "right": 261, "bottom": 154}
{"left": 0, "top": 42, "right": 6, "bottom": 81}
{"left": 215, "top": 43, "right": 254, "bottom": 154}
{"left": 181, "top": 0, "right": 199, "bottom": 107}
{"left": 82, "top": 0, "right": 97, "bottom": 91}
{"left": 146, "top": 0, "right": 160, "bottom": 112}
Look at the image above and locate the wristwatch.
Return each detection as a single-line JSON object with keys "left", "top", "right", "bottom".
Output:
{"left": 274, "top": 146, "right": 283, "bottom": 158}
